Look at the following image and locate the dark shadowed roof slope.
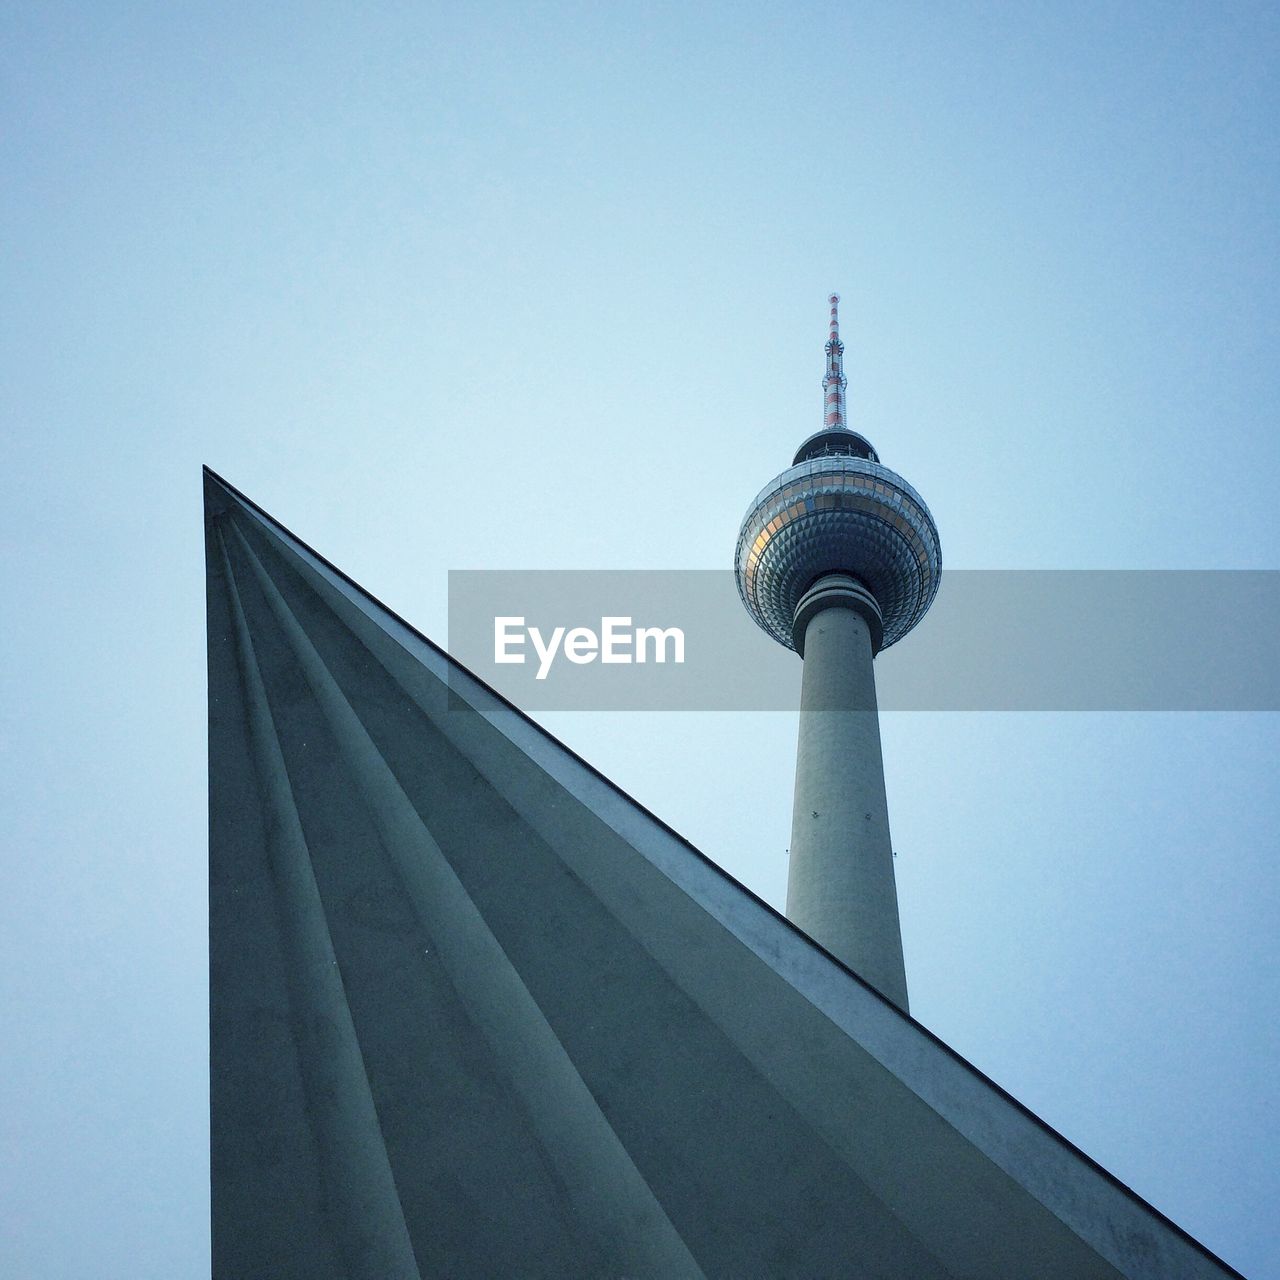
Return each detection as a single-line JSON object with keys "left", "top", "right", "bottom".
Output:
{"left": 205, "top": 468, "right": 1242, "bottom": 1280}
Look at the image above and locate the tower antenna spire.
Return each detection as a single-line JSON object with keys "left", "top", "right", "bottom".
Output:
{"left": 823, "top": 292, "right": 847, "bottom": 431}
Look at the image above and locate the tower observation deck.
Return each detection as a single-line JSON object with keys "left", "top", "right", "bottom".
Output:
{"left": 734, "top": 295, "right": 941, "bottom": 1009}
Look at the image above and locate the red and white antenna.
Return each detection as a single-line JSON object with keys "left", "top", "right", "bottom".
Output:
{"left": 822, "top": 293, "right": 847, "bottom": 432}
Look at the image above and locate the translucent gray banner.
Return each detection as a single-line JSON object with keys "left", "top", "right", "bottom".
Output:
{"left": 447, "top": 570, "right": 1280, "bottom": 711}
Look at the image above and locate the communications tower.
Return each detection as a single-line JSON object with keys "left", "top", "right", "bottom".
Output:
{"left": 735, "top": 295, "right": 941, "bottom": 1010}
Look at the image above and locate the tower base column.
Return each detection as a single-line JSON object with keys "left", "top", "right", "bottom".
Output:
{"left": 787, "top": 574, "right": 909, "bottom": 1011}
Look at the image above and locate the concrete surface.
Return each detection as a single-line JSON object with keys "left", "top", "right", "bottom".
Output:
{"left": 205, "top": 469, "right": 1241, "bottom": 1280}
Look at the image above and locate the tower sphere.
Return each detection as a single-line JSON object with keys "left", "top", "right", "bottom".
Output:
{"left": 734, "top": 298, "right": 941, "bottom": 653}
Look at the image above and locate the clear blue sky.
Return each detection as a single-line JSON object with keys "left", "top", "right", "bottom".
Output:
{"left": 2, "top": 3, "right": 1277, "bottom": 1276}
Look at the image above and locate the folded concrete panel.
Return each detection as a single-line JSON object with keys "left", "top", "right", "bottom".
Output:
{"left": 205, "top": 468, "right": 1241, "bottom": 1279}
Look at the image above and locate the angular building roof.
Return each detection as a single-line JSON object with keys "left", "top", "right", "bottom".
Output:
{"left": 205, "top": 468, "right": 1241, "bottom": 1279}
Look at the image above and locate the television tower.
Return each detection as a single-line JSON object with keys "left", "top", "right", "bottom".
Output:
{"left": 734, "top": 295, "right": 941, "bottom": 1011}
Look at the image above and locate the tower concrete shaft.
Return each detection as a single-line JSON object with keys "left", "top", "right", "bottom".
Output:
{"left": 786, "top": 575, "right": 909, "bottom": 1011}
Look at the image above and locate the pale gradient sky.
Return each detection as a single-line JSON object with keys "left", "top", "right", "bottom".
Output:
{"left": 2, "top": 3, "right": 1277, "bottom": 1276}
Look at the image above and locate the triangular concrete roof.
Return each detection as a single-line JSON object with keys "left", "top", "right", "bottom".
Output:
{"left": 205, "top": 468, "right": 1241, "bottom": 1279}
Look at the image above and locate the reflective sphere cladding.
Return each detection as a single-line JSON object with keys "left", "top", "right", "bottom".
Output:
{"left": 735, "top": 456, "right": 942, "bottom": 651}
